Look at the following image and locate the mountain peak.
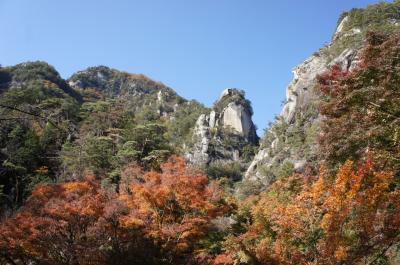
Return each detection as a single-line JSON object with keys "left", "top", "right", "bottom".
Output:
{"left": 219, "top": 88, "right": 245, "bottom": 100}
{"left": 68, "top": 66, "right": 172, "bottom": 98}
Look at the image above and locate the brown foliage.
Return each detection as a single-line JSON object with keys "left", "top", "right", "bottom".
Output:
{"left": 317, "top": 32, "right": 400, "bottom": 172}
{"left": 0, "top": 156, "right": 229, "bottom": 265}
{"left": 0, "top": 177, "right": 111, "bottom": 264}
{"left": 119, "top": 156, "right": 230, "bottom": 263}
{"left": 223, "top": 160, "right": 400, "bottom": 265}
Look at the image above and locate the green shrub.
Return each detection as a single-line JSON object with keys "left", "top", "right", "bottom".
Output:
{"left": 205, "top": 161, "right": 243, "bottom": 181}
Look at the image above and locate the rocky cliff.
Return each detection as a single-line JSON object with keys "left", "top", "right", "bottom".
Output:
{"left": 67, "top": 66, "right": 261, "bottom": 171}
{"left": 245, "top": 48, "right": 359, "bottom": 183}
{"left": 186, "top": 88, "right": 258, "bottom": 169}
{"left": 68, "top": 66, "right": 189, "bottom": 116}
{"left": 245, "top": 2, "right": 400, "bottom": 185}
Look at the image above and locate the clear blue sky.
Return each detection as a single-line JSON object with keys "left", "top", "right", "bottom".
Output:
{"left": 0, "top": 0, "right": 385, "bottom": 134}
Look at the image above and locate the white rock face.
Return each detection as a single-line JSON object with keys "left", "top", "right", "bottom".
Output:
{"left": 209, "top": 110, "right": 216, "bottom": 128}
{"left": 222, "top": 102, "right": 252, "bottom": 137}
{"left": 280, "top": 48, "right": 358, "bottom": 126}
{"left": 336, "top": 16, "right": 349, "bottom": 35}
{"left": 186, "top": 89, "right": 258, "bottom": 165}
{"left": 245, "top": 148, "right": 269, "bottom": 181}
{"left": 281, "top": 54, "right": 328, "bottom": 123}
{"left": 333, "top": 16, "right": 361, "bottom": 41}
{"left": 68, "top": 80, "right": 80, "bottom": 88}
{"left": 186, "top": 114, "right": 211, "bottom": 164}
{"left": 282, "top": 48, "right": 358, "bottom": 125}
{"left": 245, "top": 39, "right": 360, "bottom": 180}
{"left": 388, "top": 18, "right": 400, "bottom": 25}
{"left": 157, "top": 90, "right": 163, "bottom": 102}
{"left": 329, "top": 48, "right": 358, "bottom": 71}
{"left": 294, "top": 160, "right": 307, "bottom": 170}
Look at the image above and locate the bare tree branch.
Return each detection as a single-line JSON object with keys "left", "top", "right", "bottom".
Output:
{"left": 0, "top": 104, "right": 64, "bottom": 131}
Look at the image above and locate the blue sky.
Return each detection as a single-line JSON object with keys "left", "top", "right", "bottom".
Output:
{"left": 0, "top": 0, "right": 385, "bottom": 134}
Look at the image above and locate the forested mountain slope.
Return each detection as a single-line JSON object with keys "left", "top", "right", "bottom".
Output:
{"left": 1, "top": 1, "right": 400, "bottom": 264}
{"left": 0, "top": 62, "right": 257, "bottom": 215}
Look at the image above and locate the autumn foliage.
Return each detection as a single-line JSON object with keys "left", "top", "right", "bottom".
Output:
{"left": 119, "top": 156, "right": 230, "bottom": 263}
{"left": 209, "top": 32, "right": 400, "bottom": 265}
{"left": 221, "top": 159, "right": 400, "bottom": 264}
{"left": 3, "top": 23, "right": 400, "bottom": 265}
{"left": 317, "top": 32, "right": 400, "bottom": 171}
{"left": 0, "top": 177, "right": 111, "bottom": 264}
{"left": 0, "top": 156, "right": 231, "bottom": 265}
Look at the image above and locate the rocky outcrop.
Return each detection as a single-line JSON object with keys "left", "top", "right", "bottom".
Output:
{"left": 68, "top": 65, "right": 196, "bottom": 118}
{"left": 280, "top": 53, "right": 328, "bottom": 124}
{"left": 186, "top": 88, "right": 258, "bottom": 165}
{"left": 218, "top": 89, "right": 258, "bottom": 143}
{"left": 244, "top": 15, "right": 362, "bottom": 182}
{"left": 188, "top": 113, "right": 212, "bottom": 164}
{"left": 333, "top": 16, "right": 362, "bottom": 41}
{"left": 68, "top": 66, "right": 180, "bottom": 101}
{"left": 223, "top": 102, "right": 253, "bottom": 137}
{"left": 245, "top": 1, "right": 400, "bottom": 185}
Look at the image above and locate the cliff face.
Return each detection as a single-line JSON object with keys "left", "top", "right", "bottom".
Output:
{"left": 244, "top": 12, "right": 381, "bottom": 184}
{"left": 186, "top": 88, "right": 258, "bottom": 166}
{"left": 245, "top": 1, "right": 400, "bottom": 185}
